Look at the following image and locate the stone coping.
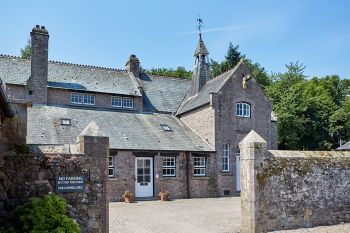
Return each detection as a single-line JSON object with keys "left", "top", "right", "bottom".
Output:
{"left": 268, "top": 150, "right": 350, "bottom": 158}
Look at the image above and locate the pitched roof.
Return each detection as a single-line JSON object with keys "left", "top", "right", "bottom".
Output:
{"left": 139, "top": 74, "right": 191, "bottom": 113}
{"left": 0, "top": 55, "right": 141, "bottom": 96}
{"left": 176, "top": 61, "right": 241, "bottom": 115}
{"left": 27, "top": 106, "right": 214, "bottom": 152}
{"left": 336, "top": 141, "right": 350, "bottom": 151}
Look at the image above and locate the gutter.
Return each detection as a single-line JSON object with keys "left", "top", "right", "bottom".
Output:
{"left": 0, "top": 79, "right": 15, "bottom": 117}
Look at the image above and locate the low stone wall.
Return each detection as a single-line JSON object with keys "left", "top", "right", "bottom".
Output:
{"left": 240, "top": 130, "right": 350, "bottom": 233}
{"left": 0, "top": 133, "right": 109, "bottom": 232}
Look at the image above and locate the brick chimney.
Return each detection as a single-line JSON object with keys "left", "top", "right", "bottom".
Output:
{"left": 125, "top": 54, "right": 140, "bottom": 78}
{"left": 26, "top": 25, "right": 49, "bottom": 105}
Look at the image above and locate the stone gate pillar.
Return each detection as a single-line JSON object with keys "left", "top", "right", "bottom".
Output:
{"left": 78, "top": 121, "right": 109, "bottom": 233}
{"left": 239, "top": 130, "right": 267, "bottom": 233}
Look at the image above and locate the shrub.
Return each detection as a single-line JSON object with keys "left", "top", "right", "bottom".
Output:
{"left": 1, "top": 194, "right": 80, "bottom": 233}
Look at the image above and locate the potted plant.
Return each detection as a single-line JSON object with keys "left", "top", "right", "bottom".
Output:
{"left": 158, "top": 190, "right": 170, "bottom": 201}
{"left": 122, "top": 190, "right": 134, "bottom": 203}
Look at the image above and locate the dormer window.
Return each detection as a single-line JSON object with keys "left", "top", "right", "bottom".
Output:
{"left": 236, "top": 102, "right": 251, "bottom": 118}
{"left": 70, "top": 92, "right": 95, "bottom": 105}
{"left": 60, "top": 118, "right": 71, "bottom": 126}
{"left": 160, "top": 124, "right": 172, "bottom": 131}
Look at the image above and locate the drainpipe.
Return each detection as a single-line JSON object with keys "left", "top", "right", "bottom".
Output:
{"left": 186, "top": 152, "right": 190, "bottom": 199}
{"left": 0, "top": 79, "right": 15, "bottom": 118}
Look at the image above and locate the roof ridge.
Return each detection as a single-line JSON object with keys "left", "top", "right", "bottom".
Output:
{"left": 0, "top": 54, "right": 28, "bottom": 60}
{"left": 0, "top": 54, "right": 126, "bottom": 72}
{"left": 206, "top": 63, "right": 240, "bottom": 84}
{"left": 48, "top": 60, "right": 125, "bottom": 72}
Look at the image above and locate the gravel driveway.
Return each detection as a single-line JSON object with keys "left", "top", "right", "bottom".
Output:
{"left": 109, "top": 197, "right": 350, "bottom": 233}
{"left": 109, "top": 197, "right": 241, "bottom": 233}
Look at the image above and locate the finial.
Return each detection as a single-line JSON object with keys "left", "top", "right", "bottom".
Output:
{"left": 197, "top": 16, "right": 203, "bottom": 35}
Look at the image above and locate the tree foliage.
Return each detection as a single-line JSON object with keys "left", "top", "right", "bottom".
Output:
{"left": 143, "top": 67, "right": 192, "bottom": 79}
{"left": 0, "top": 194, "right": 81, "bottom": 233}
{"left": 20, "top": 39, "right": 31, "bottom": 59}
{"left": 266, "top": 63, "right": 350, "bottom": 150}
{"left": 210, "top": 42, "right": 271, "bottom": 88}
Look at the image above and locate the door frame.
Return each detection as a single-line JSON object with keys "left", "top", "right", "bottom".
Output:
{"left": 134, "top": 156, "right": 154, "bottom": 198}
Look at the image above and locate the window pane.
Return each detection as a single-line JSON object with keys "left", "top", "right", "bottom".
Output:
{"left": 162, "top": 157, "right": 176, "bottom": 176}
{"left": 71, "top": 93, "right": 82, "bottom": 104}
{"left": 83, "top": 94, "right": 95, "bottom": 105}
{"left": 123, "top": 97, "right": 134, "bottom": 108}
{"left": 112, "top": 96, "right": 122, "bottom": 107}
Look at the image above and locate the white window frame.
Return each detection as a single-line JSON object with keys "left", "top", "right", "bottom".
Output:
{"left": 162, "top": 157, "right": 176, "bottom": 177}
{"left": 123, "top": 97, "right": 134, "bottom": 109}
{"left": 83, "top": 93, "right": 95, "bottom": 105}
{"left": 109, "top": 156, "right": 115, "bottom": 178}
{"left": 193, "top": 157, "right": 206, "bottom": 176}
{"left": 222, "top": 144, "right": 230, "bottom": 172}
{"left": 236, "top": 102, "right": 251, "bottom": 118}
{"left": 70, "top": 92, "right": 82, "bottom": 104}
{"left": 111, "top": 96, "right": 123, "bottom": 108}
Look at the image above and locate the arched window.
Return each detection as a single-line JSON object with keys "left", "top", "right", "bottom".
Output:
{"left": 236, "top": 102, "right": 251, "bottom": 118}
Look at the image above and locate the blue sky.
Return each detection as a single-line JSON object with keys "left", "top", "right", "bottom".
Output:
{"left": 0, "top": 0, "right": 349, "bottom": 78}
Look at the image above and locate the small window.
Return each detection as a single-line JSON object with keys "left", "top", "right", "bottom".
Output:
{"left": 112, "top": 96, "right": 122, "bottom": 107}
{"left": 60, "top": 118, "right": 71, "bottom": 126}
{"left": 71, "top": 92, "right": 82, "bottom": 104}
{"left": 123, "top": 97, "right": 134, "bottom": 109}
{"left": 236, "top": 102, "right": 251, "bottom": 118}
{"left": 29, "top": 90, "right": 33, "bottom": 95}
{"left": 222, "top": 144, "right": 230, "bottom": 172}
{"left": 160, "top": 124, "right": 172, "bottom": 131}
{"left": 162, "top": 157, "right": 176, "bottom": 177}
{"left": 109, "top": 156, "right": 114, "bottom": 178}
{"left": 83, "top": 93, "right": 95, "bottom": 105}
{"left": 193, "top": 157, "right": 206, "bottom": 176}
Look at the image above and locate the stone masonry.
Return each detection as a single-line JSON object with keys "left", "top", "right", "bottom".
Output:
{"left": 0, "top": 122, "right": 109, "bottom": 233}
{"left": 240, "top": 130, "right": 350, "bottom": 233}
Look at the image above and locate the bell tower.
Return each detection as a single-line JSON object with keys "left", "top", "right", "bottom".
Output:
{"left": 188, "top": 18, "right": 211, "bottom": 96}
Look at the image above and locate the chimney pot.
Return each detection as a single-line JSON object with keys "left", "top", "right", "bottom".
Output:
{"left": 36, "top": 25, "right": 40, "bottom": 28}
{"left": 41, "top": 26, "right": 45, "bottom": 29}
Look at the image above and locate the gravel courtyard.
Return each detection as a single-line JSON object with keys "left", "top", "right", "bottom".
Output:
{"left": 109, "top": 197, "right": 350, "bottom": 233}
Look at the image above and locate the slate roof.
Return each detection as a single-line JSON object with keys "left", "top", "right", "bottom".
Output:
{"left": 27, "top": 106, "right": 214, "bottom": 152}
{"left": 194, "top": 34, "right": 209, "bottom": 56}
{"left": 139, "top": 74, "right": 191, "bottom": 113}
{"left": 0, "top": 55, "right": 141, "bottom": 96}
{"left": 336, "top": 141, "right": 350, "bottom": 151}
{"left": 176, "top": 61, "right": 241, "bottom": 115}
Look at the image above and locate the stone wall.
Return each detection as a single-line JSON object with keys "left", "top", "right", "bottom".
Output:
{"left": 179, "top": 105, "right": 215, "bottom": 147}
{"left": 0, "top": 133, "right": 109, "bottom": 233}
{"left": 0, "top": 103, "right": 27, "bottom": 149}
{"left": 240, "top": 130, "right": 350, "bottom": 233}
{"left": 107, "top": 151, "right": 217, "bottom": 201}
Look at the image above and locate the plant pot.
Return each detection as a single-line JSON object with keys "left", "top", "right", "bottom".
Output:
{"left": 124, "top": 197, "right": 133, "bottom": 203}
{"left": 160, "top": 195, "right": 168, "bottom": 201}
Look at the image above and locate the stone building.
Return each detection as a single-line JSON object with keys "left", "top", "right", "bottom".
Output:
{"left": 0, "top": 25, "right": 277, "bottom": 200}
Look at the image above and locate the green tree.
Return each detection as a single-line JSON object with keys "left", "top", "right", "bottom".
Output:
{"left": 266, "top": 63, "right": 349, "bottom": 150}
{"left": 210, "top": 42, "right": 271, "bottom": 88}
{"left": 20, "top": 39, "right": 31, "bottom": 59}
{"left": 144, "top": 67, "right": 192, "bottom": 79}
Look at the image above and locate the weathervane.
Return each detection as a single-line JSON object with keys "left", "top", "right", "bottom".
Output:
{"left": 197, "top": 16, "right": 203, "bottom": 35}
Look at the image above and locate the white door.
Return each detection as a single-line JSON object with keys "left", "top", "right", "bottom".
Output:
{"left": 236, "top": 155, "right": 241, "bottom": 192}
{"left": 135, "top": 157, "right": 153, "bottom": 198}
